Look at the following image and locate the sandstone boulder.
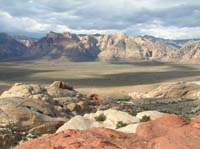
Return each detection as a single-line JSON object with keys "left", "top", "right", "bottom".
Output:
{"left": 84, "top": 109, "right": 140, "bottom": 128}
{"left": 118, "top": 123, "right": 141, "bottom": 133}
{"left": 84, "top": 109, "right": 140, "bottom": 129}
{"left": 0, "top": 83, "right": 51, "bottom": 102}
{"left": 129, "top": 82, "right": 200, "bottom": 100}
{"left": 47, "top": 81, "right": 77, "bottom": 98}
{"left": 66, "top": 103, "right": 81, "bottom": 112}
{"left": 53, "top": 98, "right": 95, "bottom": 117}
{"left": 136, "top": 114, "right": 187, "bottom": 139}
{"left": 0, "top": 82, "right": 78, "bottom": 101}
{"left": 57, "top": 109, "right": 140, "bottom": 133}
{"left": 14, "top": 128, "right": 146, "bottom": 149}
{"left": 49, "top": 81, "right": 74, "bottom": 90}
{"left": 0, "top": 97, "right": 66, "bottom": 134}
{"left": 0, "top": 82, "right": 98, "bottom": 118}
{"left": 56, "top": 116, "right": 102, "bottom": 132}
{"left": 147, "top": 126, "right": 200, "bottom": 149}
{"left": 138, "top": 114, "right": 200, "bottom": 149}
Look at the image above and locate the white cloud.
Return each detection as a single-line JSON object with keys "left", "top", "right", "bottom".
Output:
{"left": 127, "top": 21, "right": 200, "bottom": 39}
{"left": 70, "top": 29, "right": 121, "bottom": 35}
{"left": 0, "top": 0, "right": 200, "bottom": 39}
{"left": 0, "top": 10, "right": 120, "bottom": 36}
{"left": 0, "top": 10, "right": 70, "bottom": 33}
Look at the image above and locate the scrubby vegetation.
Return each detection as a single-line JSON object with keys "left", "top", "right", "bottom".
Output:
{"left": 95, "top": 113, "right": 106, "bottom": 122}
{"left": 116, "top": 97, "right": 131, "bottom": 102}
{"left": 140, "top": 115, "right": 151, "bottom": 122}
{"left": 128, "top": 111, "right": 137, "bottom": 116}
{"left": 116, "top": 121, "right": 128, "bottom": 129}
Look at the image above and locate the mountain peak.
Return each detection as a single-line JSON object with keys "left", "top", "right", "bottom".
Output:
{"left": 112, "top": 32, "right": 127, "bottom": 38}
{"left": 46, "top": 31, "right": 59, "bottom": 38}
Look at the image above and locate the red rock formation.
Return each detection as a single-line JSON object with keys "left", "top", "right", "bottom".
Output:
{"left": 13, "top": 114, "right": 200, "bottom": 149}
{"left": 146, "top": 115, "right": 200, "bottom": 149}
{"left": 89, "top": 93, "right": 104, "bottom": 105}
{"left": 190, "top": 115, "right": 200, "bottom": 129}
{"left": 136, "top": 114, "right": 187, "bottom": 139}
{"left": 13, "top": 128, "right": 146, "bottom": 149}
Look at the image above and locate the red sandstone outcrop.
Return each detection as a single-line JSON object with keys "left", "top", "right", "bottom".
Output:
{"left": 13, "top": 128, "right": 146, "bottom": 149}
{"left": 13, "top": 114, "right": 200, "bottom": 149}
{"left": 190, "top": 115, "right": 200, "bottom": 129}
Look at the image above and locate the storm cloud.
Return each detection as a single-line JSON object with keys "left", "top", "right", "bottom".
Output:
{"left": 0, "top": 0, "right": 199, "bottom": 39}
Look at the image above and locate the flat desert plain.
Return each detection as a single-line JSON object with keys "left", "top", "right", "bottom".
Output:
{"left": 0, "top": 59, "right": 200, "bottom": 97}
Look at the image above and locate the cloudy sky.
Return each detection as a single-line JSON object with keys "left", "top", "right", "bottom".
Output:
{"left": 0, "top": 0, "right": 200, "bottom": 39}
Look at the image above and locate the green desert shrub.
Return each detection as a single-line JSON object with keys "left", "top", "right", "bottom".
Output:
{"left": 140, "top": 115, "right": 151, "bottom": 122}
{"left": 183, "top": 115, "right": 191, "bottom": 122}
{"left": 116, "top": 121, "right": 128, "bottom": 129}
{"left": 128, "top": 111, "right": 137, "bottom": 116}
{"left": 95, "top": 113, "right": 106, "bottom": 122}
{"left": 116, "top": 98, "right": 131, "bottom": 102}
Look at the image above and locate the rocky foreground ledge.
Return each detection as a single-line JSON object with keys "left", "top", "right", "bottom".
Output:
{"left": 13, "top": 114, "right": 200, "bottom": 149}
{"left": 0, "top": 81, "right": 101, "bottom": 148}
{"left": 1, "top": 81, "right": 200, "bottom": 148}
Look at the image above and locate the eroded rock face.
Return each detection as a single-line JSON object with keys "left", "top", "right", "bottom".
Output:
{"left": 29, "top": 32, "right": 100, "bottom": 61}
{"left": 50, "top": 81, "right": 74, "bottom": 90}
{"left": 176, "top": 42, "right": 200, "bottom": 63}
{"left": 84, "top": 109, "right": 140, "bottom": 128}
{"left": 0, "top": 128, "right": 17, "bottom": 148}
{"left": 97, "top": 34, "right": 175, "bottom": 61}
{"left": 3, "top": 31, "right": 200, "bottom": 63}
{"left": 0, "top": 81, "right": 100, "bottom": 148}
{"left": 56, "top": 109, "right": 140, "bottom": 133}
{"left": 13, "top": 114, "right": 200, "bottom": 149}
{"left": 14, "top": 128, "right": 146, "bottom": 149}
{"left": 0, "top": 82, "right": 98, "bottom": 117}
{"left": 47, "top": 81, "right": 77, "bottom": 98}
{"left": 0, "top": 83, "right": 52, "bottom": 102}
{"left": 26, "top": 32, "right": 180, "bottom": 62}
{"left": 3, "top": 81, "right": 200, "bottom": 149}
{"left": 139, "top": 114, "right": 200, "bottom": 149}
{"left": 129, "top": 82, "right": 200, "bottom": 100}
{"left": 0, "top": 97, "right": 66, "bottom": 133}
{"left": 56, "top": 115, "right": 101, "bottom": 132}
{"left": 136, "top": 114, "right": 187, "bottom": 139}
{"left": 0, "top": 33, "right": 28, "bottom": 59}
{"left": 117, "top": 123, "right": 141, "bottom": 133}
{"left": 190, "top": 115, "right": 200, "bottom": 129}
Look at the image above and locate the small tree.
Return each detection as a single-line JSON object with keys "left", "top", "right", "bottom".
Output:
{"left": 95, "top": 113, "right": 106, "bottom": 122}
{"left": 140, "top": 115, "right": 151, "bottom": 122}
{"left": 116, "top": 121, "right": 128, "bottom": 129}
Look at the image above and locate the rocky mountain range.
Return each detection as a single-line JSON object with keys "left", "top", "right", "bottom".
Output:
{"left": 0, "top": 33, "right": 28, "bottom": 60}
{"left": 177, "top": 42, "right": 200, "bottom": 63}
{"left": 0, "top": 32, "right": 200, "bottom": 62}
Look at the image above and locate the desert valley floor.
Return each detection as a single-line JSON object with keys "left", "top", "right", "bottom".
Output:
{"left": 1, "top": 59, "right": 200, "bottom": 97}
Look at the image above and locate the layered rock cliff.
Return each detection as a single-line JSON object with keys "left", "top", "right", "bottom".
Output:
{"left": 0, "top": 33, "right": 28, "bottom": 59}
{"left": 0, "top": 32, "right": 200, "bottom": 62}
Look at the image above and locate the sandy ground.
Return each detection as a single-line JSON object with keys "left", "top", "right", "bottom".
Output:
{"left": 0, "top": 60, "right": 200, "bottom": 97}
{"left": 77, "top": 83, "right": 160, "bottom": 97}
